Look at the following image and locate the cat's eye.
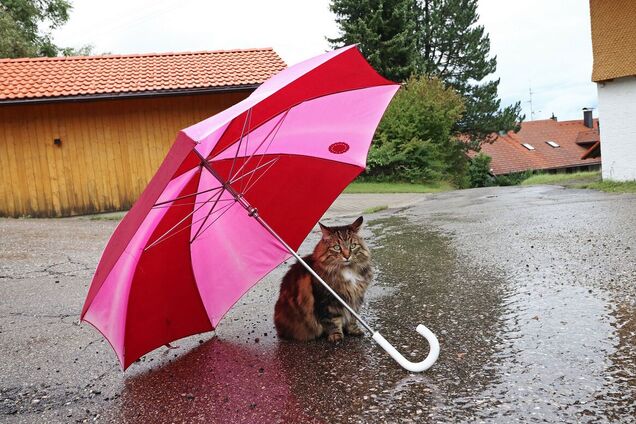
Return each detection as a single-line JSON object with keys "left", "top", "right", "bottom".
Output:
{"left": 351, "top": 243, "right": 358, "bottom": 249}
{"left": 332, "top": 245, "right": 341, "bottom": 251}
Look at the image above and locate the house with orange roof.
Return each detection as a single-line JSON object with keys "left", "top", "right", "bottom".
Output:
{"left": 0, "top": 49, "right": 286, "bottom": 217}
{"left": 472, "top": 110, "right": 601, "bottom": 176}
{"left": 589, "top": 0, "right": 636, "bottom": 181}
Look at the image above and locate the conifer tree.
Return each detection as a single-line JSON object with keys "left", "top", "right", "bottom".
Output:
{"left": 329, "top": 0, "right": 523, "bottom": 146}
{"left": 328, "top": 0, "right": 419, "bottom": 82}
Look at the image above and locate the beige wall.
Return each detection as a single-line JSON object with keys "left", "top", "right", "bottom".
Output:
{"left": 0, "top": 91, "right": 250, "bottom": 217}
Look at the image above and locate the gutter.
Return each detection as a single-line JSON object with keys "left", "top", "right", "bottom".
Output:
{"left": 0, "top": 84, "right": 259, "bottom": 106}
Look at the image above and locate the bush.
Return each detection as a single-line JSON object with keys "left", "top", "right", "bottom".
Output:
{"left": 364, "top": 76, "right": 466, "bottom": 184}
{"left": 468, "top": 153, "right": 494, "bottom": 187}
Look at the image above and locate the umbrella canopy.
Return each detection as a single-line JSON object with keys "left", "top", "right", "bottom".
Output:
{"left": 81, "top": 45, "right": 400, "bottom": 369}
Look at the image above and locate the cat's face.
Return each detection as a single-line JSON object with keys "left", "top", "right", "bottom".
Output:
{"left": 316, "top": 216, "right": 370, "bottom": 269}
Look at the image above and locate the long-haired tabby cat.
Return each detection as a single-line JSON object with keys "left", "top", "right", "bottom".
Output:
{"left": 274, "top": 216, "right": 372, "bottom": 343}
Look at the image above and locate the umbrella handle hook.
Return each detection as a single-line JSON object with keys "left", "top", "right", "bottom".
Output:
{"left": 372, "top": 324, "right": 440, "bottom": 372}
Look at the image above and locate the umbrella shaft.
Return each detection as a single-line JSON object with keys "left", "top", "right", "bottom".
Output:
{"left": 194, "top": 150, "right": 374, "bottom": 335}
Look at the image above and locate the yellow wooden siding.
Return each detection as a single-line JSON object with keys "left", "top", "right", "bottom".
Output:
{"left": 0, "top": 91, "right": 249, "bottom": 217}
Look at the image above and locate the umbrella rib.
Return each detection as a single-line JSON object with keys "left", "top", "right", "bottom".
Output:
{"left": 189, "top": 186, "right": 227, "bottom": 243}
{"left": 144, "top": 199, "right": 235, "bottom": 251}
{"left": 144, "top": 189, "right": 226, "bottom": 251}
{"left": 241, "top": 156, "right": 280, "bottom": 196}
{"left": 228, "top": 156, "right": 279, "bottom": 185}
{"left": 227, "top": 109, "right": 289, "bottom": 190}
{"left": 239, "top": 106, "right": 253, "bottom": 194}
{"left": 238, "top": 113, "right": 285, "bottom": 194}
{"left": 152, "top": 184, "right": 224, "bottom": 208}
{"left": 227, "top": 107, "right": 252, "bottom": 182}
{"left": 150, "top": 198, "right": 235, "bottom": 209}
{"left": 189, "top": 198, "right": 236, "bottom": 243}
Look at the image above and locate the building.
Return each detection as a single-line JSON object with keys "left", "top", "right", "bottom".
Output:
{"left": 474, "top": 111, "right": 601, "bottom": 176}
{"left": 589, "top": 0, "right": 636, "bottom": 181}
{"left": 0, "top": 49, "right": 286, "bottom": 217}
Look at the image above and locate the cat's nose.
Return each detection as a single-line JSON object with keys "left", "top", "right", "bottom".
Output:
{"left": 342, "top": 249, "right": 350, "bottom": 259}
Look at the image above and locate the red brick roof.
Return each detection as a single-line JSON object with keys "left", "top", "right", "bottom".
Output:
{"left": 472, "top": 118, "right": 602, "bottom": 175}
{"left": 0, "top": 48, "right": 286, "bottom": 102}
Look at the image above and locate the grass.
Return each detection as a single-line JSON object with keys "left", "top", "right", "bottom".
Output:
{"left": 521, "top": 171, "right": 601, "bottom": 186}
{"left": 362, "top": 205, "right": 389, "bottom": 214}
{"left": 88, "top": 211, "right": 127, "bottom": 221}
{"left": 344, "top": 181, "right": 454, "bottom": 194}
{"left": 521, "top": 171, "right": 636, "bottom": 193}
{"left": 577, "top": 180, "right": 636, "bottom": 193}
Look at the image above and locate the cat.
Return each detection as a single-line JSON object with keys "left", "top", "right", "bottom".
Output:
{"left": 274, "top": 216, "right": 372, "bottom": 343}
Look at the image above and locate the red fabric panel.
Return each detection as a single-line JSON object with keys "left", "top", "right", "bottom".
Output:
{"left": 122, "top": 169, "right": 213, "bottom": 369}
{"left": 81, "top": 133, "right": 196, "bottom": 318}
{"left": 211, "top": 155, "right": 362, "bottom": 251}
{"left": 209, "top": 47, "right": 393, "bottom": 158}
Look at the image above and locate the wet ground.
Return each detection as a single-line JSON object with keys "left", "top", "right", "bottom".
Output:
{"left": 1, "top": 185, "right": 635, "bottom": 423}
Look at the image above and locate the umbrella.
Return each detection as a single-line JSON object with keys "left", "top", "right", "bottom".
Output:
{"left": 81, "top": 45, "right": 439, "bottom": 372}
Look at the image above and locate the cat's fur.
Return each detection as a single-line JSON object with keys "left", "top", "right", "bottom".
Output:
{"left": 274, "top": 216, "right": 372, "bottom": 343}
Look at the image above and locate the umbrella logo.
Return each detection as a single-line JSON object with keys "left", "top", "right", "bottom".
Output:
{"left": 329, "top": 142, "right": 350, "bottom": 154}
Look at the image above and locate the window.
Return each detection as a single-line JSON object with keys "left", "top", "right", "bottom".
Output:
{"left": 522, "top": 143, "right": 535, "bottom": 150}
{"left": 546, "top": 141, "right": 560, "bottom": 148}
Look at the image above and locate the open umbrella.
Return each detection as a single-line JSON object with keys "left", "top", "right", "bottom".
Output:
{"left": 81, "top": 45, "right": 439, "bottom": 372}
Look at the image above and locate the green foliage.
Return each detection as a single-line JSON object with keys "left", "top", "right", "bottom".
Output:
{"left": 579, "top": 179, "right": 636, "bottom": 194}
{"left": 521, "top": 171, "right": 600, "bottom": 186}
{"left": 364, "top": 76, "right": 466, "bottom": 184}
{"left": 0, "top": 0, "right": 90, "bottom": 58}
{"left": 344, "top": 181, "right": 454, "bottom": 193}
{"left": 329, "top": 0, "right": 418, "bottom": 82}
{"left": 493, "top": 171, "right": 532, "bottom": 186}
{"left": 329, "top": 0, "right": 524, "bottom": 150}
{"left": 468, "top": 153, "right": 494, "bottom": 187}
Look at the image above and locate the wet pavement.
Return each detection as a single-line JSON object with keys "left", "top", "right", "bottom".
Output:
{"left": 1, "top": 185, "right": 635, "bottom": 423}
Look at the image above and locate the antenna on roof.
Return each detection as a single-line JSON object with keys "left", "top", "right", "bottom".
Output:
{"left": 526, "top": 85, "right": 541, "bottom": 120}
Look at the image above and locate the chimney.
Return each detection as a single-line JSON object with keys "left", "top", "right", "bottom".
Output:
{"left": 583, "top": 108, "right": 593, "bottom": 128}
{"left": 550, "top": 113, "right": 557, "bottom": 121}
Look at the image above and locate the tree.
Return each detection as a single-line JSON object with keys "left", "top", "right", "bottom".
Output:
{"left": 416, "top": 0, "right": 523, "bottom": 145}
{"left": 329, "top": 0, "right": 524, "bottom": 146}
{"left": 0, "top": 0, "right": 72, "bottom": 58}
{"left": 366, "top": 76, "right": 466, "bottom": 184}
{"left": 328, "top": 0, "right": 418, "bottom": 82}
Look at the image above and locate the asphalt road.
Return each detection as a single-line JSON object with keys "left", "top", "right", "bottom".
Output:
{"left": 1, "top": 186, "right": 635, "bottom": 423}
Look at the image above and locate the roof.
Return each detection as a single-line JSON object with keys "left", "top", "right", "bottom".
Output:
{"left": 0, "top": 48, "right": 286, "bottom": 104}
{"left": 472, "top": 118, "right": 602, "bottom": 175}
{"left": 590, "top": 0, "right": 636, "bottom": 82}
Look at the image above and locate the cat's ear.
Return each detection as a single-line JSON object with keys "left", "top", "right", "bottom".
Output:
{"left": 318, "top": 222, "right": 332, "bottom": 239}
{"left": 350, "top": 216, "right": 363, "bottom": 232}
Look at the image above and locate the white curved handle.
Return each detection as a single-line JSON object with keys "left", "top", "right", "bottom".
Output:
{"left": 372, "top": 324, "right": 440, "bottom": 372}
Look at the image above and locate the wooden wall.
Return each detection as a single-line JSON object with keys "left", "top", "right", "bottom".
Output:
{"left": 0, "top": 91, "right": 250, "bottom": 217}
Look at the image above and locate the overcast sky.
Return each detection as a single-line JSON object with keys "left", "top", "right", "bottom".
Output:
{"left": 53, "top": 0, "right": 596, "bottom": 122}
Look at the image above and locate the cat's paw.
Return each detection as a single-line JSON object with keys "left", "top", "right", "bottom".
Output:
{"left": 327, "top": 332, "right": 344, "bottom": 343}
{"left": 345, "top": 325, "right": 364, "bottom": 336}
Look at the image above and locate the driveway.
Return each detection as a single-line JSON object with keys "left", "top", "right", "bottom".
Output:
{"left": 1, "top": 186, "right": 634, "bottom": 423}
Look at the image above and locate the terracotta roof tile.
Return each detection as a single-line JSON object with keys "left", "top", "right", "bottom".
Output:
{"left": 470, "top": 118, "right": 602, "bottom": 175}
{"left": 0, "top": 48, "right": 286, "bottom": 101}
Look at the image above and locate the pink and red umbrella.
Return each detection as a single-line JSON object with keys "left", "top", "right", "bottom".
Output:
{"left": 81, "top": 45, "right": 438, "bottom": 372}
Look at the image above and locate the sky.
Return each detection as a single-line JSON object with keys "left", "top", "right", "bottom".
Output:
{"left": 53, "top": 0, "right": 596, "bottom": 122}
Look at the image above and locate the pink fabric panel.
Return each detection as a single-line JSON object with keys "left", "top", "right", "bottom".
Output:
{"left": 210, "top": 85, "right": 399, "bottom": 168}
{"left": 181, "top": 46, "right": 355, "bottom": 146}
{"left": 190, "top": 169, "right": 289, "bottom": 326}
{"left": 83, "top": 168, "right": 199, "bottom": 363}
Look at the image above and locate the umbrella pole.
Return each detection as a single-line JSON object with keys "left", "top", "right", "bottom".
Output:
{"left": 195, "top": 153, "right": 440, "bottom": 372}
